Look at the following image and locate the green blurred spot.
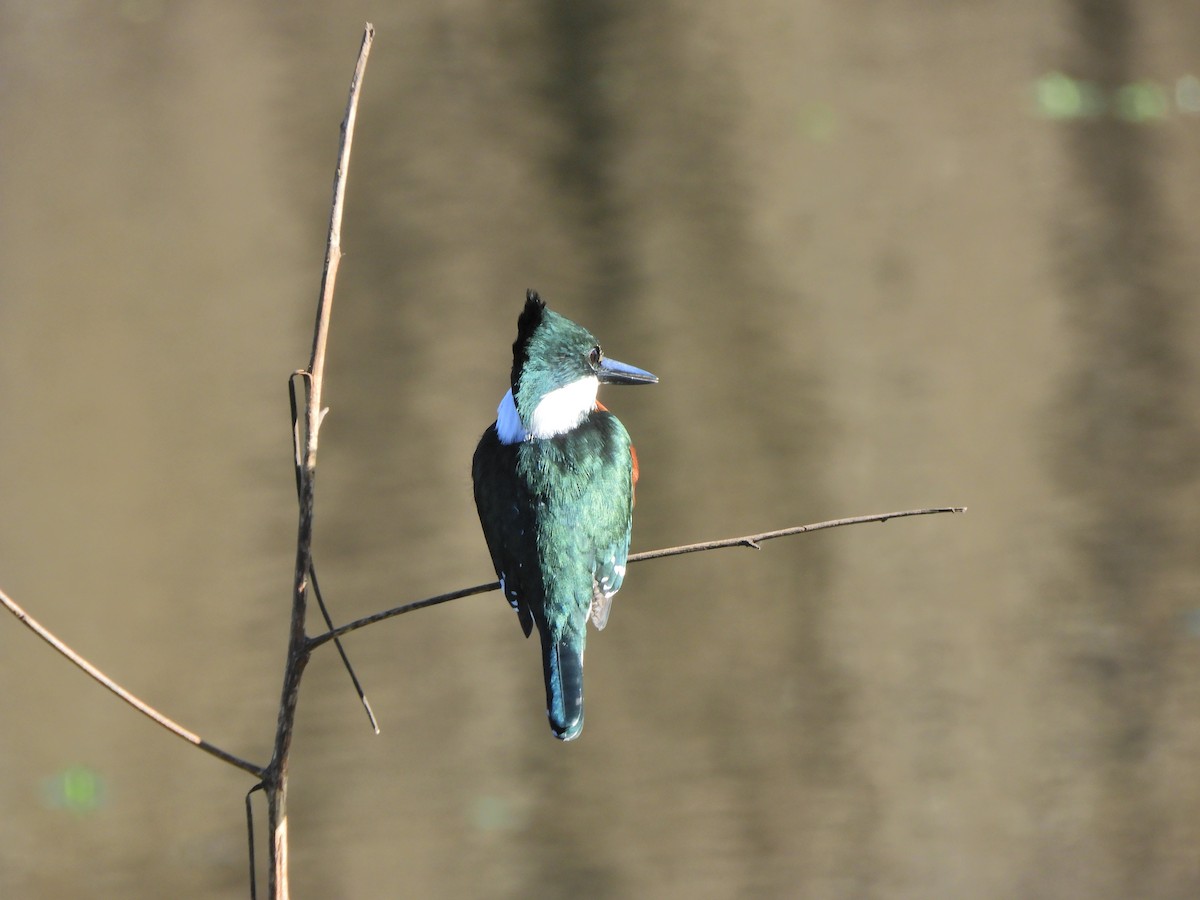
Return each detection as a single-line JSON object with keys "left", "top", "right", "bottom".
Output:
{"left": 1184, "top": 609, "right": 1200, "bottom": 637}
{"left": 798, "top": 104, "right": 838, "bottom": 142}
{"left": 43, "top": 765, "right": 106, "bottom": 815}
{"left": 1175, "top": 75, "right": 1200, "bottom": 114}
{"left": 470, "top": 801, "right": 523, "bottom": 835}
{"left": 1033, "top": 72, "right": 1105, "bottom": 119}
{"left": 1115, "top": 80, "right": 1169, "bottom": 122}
{"left": 472, "top": 795, "right": 514, "bottom": 831}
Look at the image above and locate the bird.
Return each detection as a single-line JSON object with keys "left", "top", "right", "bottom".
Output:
{"left": 472, "top": 290, "right": 657, "bottom": 740}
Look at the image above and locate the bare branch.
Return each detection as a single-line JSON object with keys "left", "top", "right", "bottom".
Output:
{"left": 0, "top": 585, "right": 264, "bottom": 777}
{"left": 629, "top": 506, "right": 968, "bottom": 561}
{"left": 308, "top": 506, "right": 967, "bottom": 648}
{"left": 265, "top": 24, "right": 374, "bottom": 900}
{"left": 288, "top": 374, "right": 379, "bottom": 733}
{"left": 308, "top": 581, "right": 498, "bottom": 650}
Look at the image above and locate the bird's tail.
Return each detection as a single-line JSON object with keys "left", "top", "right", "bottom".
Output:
{"left": 541, "top": 630, "right": 585, "bottom": 741}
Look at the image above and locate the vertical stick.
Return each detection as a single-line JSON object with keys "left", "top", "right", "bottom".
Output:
{"left": 265, "top": 24, "right": 375, "bottom": 900}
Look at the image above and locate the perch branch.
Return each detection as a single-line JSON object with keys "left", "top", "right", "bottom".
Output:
{"left": 308, "top": 506, "right": 967, "bottom": 649}
{"left": 629, "top": 506, "right": 968, "bottom": 560}
{"left": 0, "top": 585, "right": 263, "bottom": 777}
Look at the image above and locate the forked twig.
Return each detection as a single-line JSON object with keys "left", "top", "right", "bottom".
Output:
{"left": 288, "top": 373, "right": 379, "bottom": 733}
{"left": 0, "top": 506, "right": 966, "bottom": 773}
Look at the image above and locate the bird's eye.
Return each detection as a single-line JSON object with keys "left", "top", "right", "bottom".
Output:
{"left": 588, "top": 346, "right": 601, "bottom": 367}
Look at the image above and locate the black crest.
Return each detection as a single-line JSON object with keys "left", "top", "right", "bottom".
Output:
{"left": 511, "top": 289, "right": 547, "bottom": 391}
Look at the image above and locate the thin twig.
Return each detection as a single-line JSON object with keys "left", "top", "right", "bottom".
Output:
{"left": 0, "top": 585, "right": 264, "bottom": 777}
{"left": 308, "top": 582, "right": 499, "bottom": 649}
{"left": 629, "top": 506, "right": 968, "bottom": 561}
{"left": 246, "top": 783, "right": 265, "bottom": 900}
{"left": 308, "top": 506, "right": 967, "bottom": 648}
{"left": 309, "top": 563, "right": 379, "bottom": 732}
{"left": 288, "top": 373, "right": 379, "bottom": 733}
{"left": 265, "top": 23, "right": 374, "bottom": 900}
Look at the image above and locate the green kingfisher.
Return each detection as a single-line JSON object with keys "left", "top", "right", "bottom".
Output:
{"left": 472, "top": 290, "right": 657, "bottom": 741}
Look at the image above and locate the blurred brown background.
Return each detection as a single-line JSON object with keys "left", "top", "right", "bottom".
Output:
{"left": 2, "top": 2, "right": 1199, "bottom": 897}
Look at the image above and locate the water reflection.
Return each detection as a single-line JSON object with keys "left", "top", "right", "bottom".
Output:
{"left": 1, "top": 3, "right": 1198, "bottom": 898}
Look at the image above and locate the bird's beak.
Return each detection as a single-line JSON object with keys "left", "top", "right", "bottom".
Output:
{"left": 597, "top": 357, "right": 658, "bottom": 385}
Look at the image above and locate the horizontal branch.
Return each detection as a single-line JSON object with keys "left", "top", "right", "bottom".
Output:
{"left": 0, "top": 585, "right": 264, "bottom": 778}
{"left": 308, "top": 506, "right": 966, "bottom": 648}
{"left": 629, "top": 506, "right": 968, "bottom": 559}
{"left": 0, "top": 508, "right": 963, "bottom": 774}
{"left": 307, "top": 582, "right": 496, "bottom": 650}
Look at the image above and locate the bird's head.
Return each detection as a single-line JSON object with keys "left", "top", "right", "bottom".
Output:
{"left": 506, "top": 290, "right": 656, "bottom": 440}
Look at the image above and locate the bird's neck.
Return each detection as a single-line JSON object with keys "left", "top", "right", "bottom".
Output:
{"left": 496, "top": 376, "right": 600, "bottom": 445}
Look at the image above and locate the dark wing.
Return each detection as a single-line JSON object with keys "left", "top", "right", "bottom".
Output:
{"left": 472, "top": 425, "right": 538, "bottom": 637}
